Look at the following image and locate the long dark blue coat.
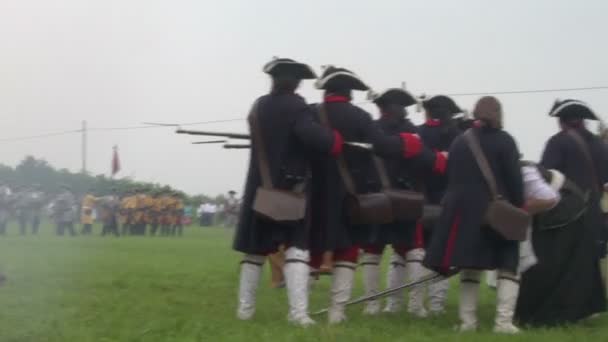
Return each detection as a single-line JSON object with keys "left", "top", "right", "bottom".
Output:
{"left": 361, "top": 115, "right": 423, "bottom": 249}
{"left": 233, "top": 91, "right": 335, "bottom": 255}
{"left": 424, "top": 126, "right": 524, "bottom": 273}
{"left": 541, "top": 127, "right": 608, "bottom": 256}
{"left": 418, "top": 121, "right": 465, "bottom": 248}
{"left": 418, "top": 121, "right": 462, "bottom": 204}
{"left": 309, "top": 101, "right": 438, "bottom": 253}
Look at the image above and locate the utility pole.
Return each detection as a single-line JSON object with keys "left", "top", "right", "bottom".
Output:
{"left": 81, "top": 120, "right": 87, "bottom": 174}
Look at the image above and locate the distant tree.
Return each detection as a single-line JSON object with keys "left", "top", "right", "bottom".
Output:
{"left": 0, "top": 156, "right": 204, "bottom": 202}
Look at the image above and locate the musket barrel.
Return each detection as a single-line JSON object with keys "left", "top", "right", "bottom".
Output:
{"left": 223, "top": 144, "right": 251, "bottom": 149}
{"left": 176, "top": 129, "right": 250, "bottom": 140}
{"left": 191, "top": 140, "right": 227, "bottom": 145}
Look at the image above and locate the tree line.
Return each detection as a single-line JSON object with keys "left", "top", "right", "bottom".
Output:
{"left": 0, "top": 156, "right": 224, "bottom": 205}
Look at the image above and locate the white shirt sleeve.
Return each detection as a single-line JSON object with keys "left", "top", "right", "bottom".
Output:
{"left": 522, "top": 166, "right": 560, "bottom": 202}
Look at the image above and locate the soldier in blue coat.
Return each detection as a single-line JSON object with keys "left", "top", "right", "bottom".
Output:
{"left": 233, "top": 58, "right": 343, "bottom": 326}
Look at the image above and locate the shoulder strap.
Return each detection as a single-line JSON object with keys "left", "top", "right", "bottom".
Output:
{"left": 317, "top": 104, "right": 357, "bottom": 194}
{"left": 464, "top": 129, "right": 500, "bottom": 199}
{"left": 373, "top": 157, "right": 393, "bottom": 190}
{"left": 248, "top": 101, "right": 273, "bottom": 189}
{"left": 567, "top": 130, "right": 601, "bottom": 194}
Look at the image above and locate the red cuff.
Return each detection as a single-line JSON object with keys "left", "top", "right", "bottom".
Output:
{"left": 400, "top": 133, "right": 422, "bottom": 158}
{"left": 433, "top": 151, "right": 447, "bottom": 174}
{"left": 425, "top": 119, "right": 441, "bottom": 127}
{"left": 330, "top": 130, "right": 343, "bottom": 157}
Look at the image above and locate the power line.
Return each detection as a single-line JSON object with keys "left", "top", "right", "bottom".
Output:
{"left": 163, "top": 118, "right": 246, "bottom": 126}
{"left": 444, "top": 85, "right": 608, "bottom": 97}
{"left": 355, "top": 85, "right": 608, "bottom": 105}
{"left": 0, "top": 120, "right": 246, "bottom": 143}
{"left": 0, "top": 129, "right": 82, "bottom": 142}
{"left": 2, "top": 85, "right": 607, "bottom": 143}
{"left": 88, "top": 125, "right": 161, "bottom": 132}
{"left": 88, "top": 118, "right": 245, "bottom": 132}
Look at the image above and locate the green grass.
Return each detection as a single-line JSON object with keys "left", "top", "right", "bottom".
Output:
{"left": 0, "top": 222, "right": 606, "bottom": 342}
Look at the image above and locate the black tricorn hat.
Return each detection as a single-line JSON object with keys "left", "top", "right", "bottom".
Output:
{"left": 370, "top": 88, "right": 417, "bottom": 107}
{"left": 314, "top": 66, "right": 369, "bottom": 91}
{"left": 549, "top": 99, "right": 598, "bottom": 120}
{"left": 263, "top": 57, "right": 317, "bottom": 80}
{"left": 422, "top": 95, "right": 462, "bottom": 116}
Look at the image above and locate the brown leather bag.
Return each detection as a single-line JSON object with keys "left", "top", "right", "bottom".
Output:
{"left": 318, "top": 105, "right": 394, "bottom": 225}
{"left": 465, "top": 129, "right": 530, "bottom": 241}
{"left": 373, "top": 156, "right": 425, "bottom": 221}
{"left": 250, "top": 104, "right": 307, "bottom": 223}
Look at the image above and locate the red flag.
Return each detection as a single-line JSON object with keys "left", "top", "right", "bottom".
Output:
{"left": 112, "top": 146, "right": 121, "bottom": 176}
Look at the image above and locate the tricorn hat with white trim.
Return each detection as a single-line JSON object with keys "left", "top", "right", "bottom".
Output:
{"left": 549, "top": 99, "right": 597, "bottom": 120}
{"left": 370, "top": 88, "right": 417, "bottom": 107}
{"left": 262, "top": 57, "right": 317, "bottom": 80}
{"left": 315, "top": 66, "right": 369, "bottom": 91}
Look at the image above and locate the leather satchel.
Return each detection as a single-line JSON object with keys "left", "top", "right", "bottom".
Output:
{"left": 345, "top": 192, "right": 394, "bottom": 225}
{"left": 253, "top": 187, "right": 306, "bottom": 222}
{"left": 318, "top": 105, "right": 394, "bottom": 225}
{"left": 465, "top": 129, "right": 530, "bottom": 241}
{"left": 373, "top": 156, "right": 425, "bottom": 221}
{"left": 250, "top": 103, "right": 307, "bottom": 223}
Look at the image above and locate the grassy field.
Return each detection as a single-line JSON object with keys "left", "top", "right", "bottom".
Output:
{"left": 0, "top": 223, "right": 606, "bottom": 342}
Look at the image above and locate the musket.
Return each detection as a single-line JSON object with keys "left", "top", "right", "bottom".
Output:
{"left": 217, "top": 141, "right": 369, "bottom": 150}
{"left": 223, "top": 144, "right": 251, "bottom": 149}
{"left": 176, "top": 129, "right": 250, "bottom": 140}
{"left": 191, "top": 140, "right": 227, "bottom": 145}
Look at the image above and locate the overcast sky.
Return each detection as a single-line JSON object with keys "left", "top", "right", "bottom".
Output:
{"left": 1, "top": 0, "right": 607, "bottom": 196}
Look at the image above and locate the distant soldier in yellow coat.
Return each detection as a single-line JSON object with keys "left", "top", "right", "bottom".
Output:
{"left": 133, "top": 189, "right": 149, "bottom": 236}
{"left": 159, "top": 189, "right": 174, "bottom": 237}
{"left": 80, "top": 189, "right": 97, "bottom": 235}
{"left": 120, "top": 190, "right": 137, "bottom": 236}
{"left": 119, "top": 191, "right": 129, "bottom": 235}
{"left": 148, "top": 191, "right": 162, "bottom": 236}
{"left": 172, "top": 192, "right": 185, "bottom": 236}
{"left": 142, "top": 190, "right": 157, "bottom": 236}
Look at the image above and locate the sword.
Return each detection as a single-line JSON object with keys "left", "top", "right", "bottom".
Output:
{"left": 311, "top": 269, "right": 457, "bottom": 316}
